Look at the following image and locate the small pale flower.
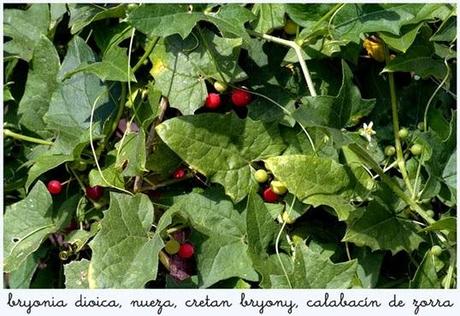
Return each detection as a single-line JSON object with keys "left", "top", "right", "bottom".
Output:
{"left": 359, "top": 121, "right": 376, "bottom": 142}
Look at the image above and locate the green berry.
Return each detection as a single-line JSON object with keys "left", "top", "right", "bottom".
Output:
{"left": 72, "top": 160, "right": 87, "bottom": 171}
{"left": 164, "top": 239, "right": 181, "bottom": 255}
{"left": 214, "top": 81, "right": 227, "bottom": 93}
{"left": 271, "top": 180, "right": 288, "bottom": 195}
{"left": 284, "top": 19, "right": 297, "bottom": 35}
{"left": 430, "top": 245, "right": 442, "bottom": 257}
{"left": 410, "top": 143, "right": 423, "bottom": 156}
{"left": 426, "top": 210, "right": 435, "bottom": 217}
{"left": 417, "top": 122, "right": 425, "bottom": 131}
{"left": 282, "top": 211, "right": 296, "bottom": 224}
{"left": 398, "top": 128, "right": 409, "bottom": 140}
{"left": 254, "top": 169, "right": 269, "bottom": 183}
{"left": 384, "top": 145, "right": 396, "bottom": 156}
{"left": 291, "top": 234, "right": 304, "bottom": 245}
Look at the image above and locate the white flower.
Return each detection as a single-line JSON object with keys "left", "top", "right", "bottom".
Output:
{"left": 359, "top": 121, "right": 376, "bottom": 142}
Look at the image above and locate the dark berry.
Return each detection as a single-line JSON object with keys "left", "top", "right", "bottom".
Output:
{"left": 262, "top": 187, "right": 279, "bottom": 203}
{"left": 204, "top": 93, "right": 221, "bottom": 110}
{"left": 47, "top": 180, "right": 63, "bottom": 195}
{"left": 231, "top": 88, "right": 252, "bottom": 107}
{"left": 173, "top": 168, "right": 186, "bottom": 179}
{"left": 86, "top": 186, "right": 103, "bottom": 201}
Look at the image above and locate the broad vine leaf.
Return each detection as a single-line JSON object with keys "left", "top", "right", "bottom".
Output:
{"left": 25, "top": 154, "right": 73, "bottom": 191}
{"left": 114, "top": 130, "right": 147, "bottom": 177}
{"left": 442, "top": 150, "right": 456, "bottom": 190}
{"left": 168, "top": 190, "right": 259, "bottom": 288}
{"left": 128, "top": 4, "right": 254, "bottom": 44}
{"left": 64, "top": 46, "right": 136, "bottom": 82}
{"left": 379, "top": 23, "right": 424, "bottom": 53}
{"left": 289, "top": 243, "right": 357, "bottom": 288}
{"left": 88, "top": 192, "right": 161, "bottom": 288}
{"left": 8, "top": 250, "right": 45, "bottom": 288}
{"left": 252, "top": 4, "right": 285, "bottom": 34}
{"left": 264, "top": 155, "right": 351, "bottom": 219}
{"left": 430, "top": 15, "right": 457, "bottom": 42}
{"left": 354, "top": 247, "right": 384, "bottom": 288}
{"left": 156, "top": 113, "right": 286, "bottom": 202}
{"left": 343, "top": 199, "right": 425, "bottom": 254}
{"left": 410, "top": 251, "right": 440, "bottom": 288}
{"left": 149, "top": 31, "right": 245, "bottom": 114}
{"left": 65, "top": 259, "right": 90, "bottom": 289}
{"left": 44, "top": 36, "right": 117, "bottom": 156}
{"left": 4, "top": 182, "right": 74, "bottom": 272}
{"left": 18, "top": 36, "right": 60, "bottom": 138}
{"left": 4, "top": 4, "right": 51, "bottom": 61}
{"left": 331, "top": 4, "right": 451, "bottom": 43}
{"left": 293, "top": 61, "right": 375, "bottom": 129}
{"left": 88, "top": 151, "right": 125, "bottom": 189}
{"left": 68, "top": 4, "right": 127, "bottom": 34}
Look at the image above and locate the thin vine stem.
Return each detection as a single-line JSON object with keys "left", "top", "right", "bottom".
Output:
{"left": 275, "top": 197, "right": 296, "bottom": 289}
{"left": 384, "top": 44, "right": 414, "bottom": 195}
{"left": 247, "top": 30, "right": 317, "bottom": 97}
{"left": 132, "top": 36, "right": 159, "bottom": 74}
{"left": 3, "top": 129, "right": 53, "bottom": 146}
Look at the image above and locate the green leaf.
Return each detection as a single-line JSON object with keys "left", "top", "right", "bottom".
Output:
{"left": 442, "top": 150, "right": 456, "bottom": 190}
{"left": 289, "top": 243, "right": 357, "bottom": 288}
{"left": 127, "top": 4, "right": 203, "bottom": 39}
{"left": 145, "top": 140, "right": 182, "bottom": 177}
{"left": 8, "top": 249, "right": 45, "bottom": 288}
{"left": 353, "top": 247, "right": 384, "bottom": 288}
{"left": 285, "top": 4, "right": 334, "bottom": 29}
{"left": 379, "top": 23, "right": 424, "bottom": 53}
{"left": 25, "top": 154, "right": 73, "bottom": 191}
{"left": 168, "top": 190, "right": 259, "bottom": 287}
{"left": 114, "top": 130, "right": 147, "bottom": 177}
{"left": 430, "top": 15, "right": 457, "bottom": 42}
{"left": 252, "top": 4, "right": 285, "bottom": 34}
{"left": 68, "top": 4, "right": 127, "bottom": 34}
{"left": 44, "top": 36, "right": 117, "bottom": 156}
{"left": 18, "top": 36, "right": 60, "bottom": 137}
{"left": 4, "top": 182, "right": 65, "bottom": 272}
{"left": 88, "top": 192, "right": 161, "bottom": 288}
{"left": 246, "top": 191, "right": 278, "bottom": 256}
{"left": 4, "top": 4, "right": 51, "bottom": 61}
{"left": 64, "top": 46, "right": 136, "bottom": 82}
{"left": 156, "top": 113, "right": 285, "bottom": 202}
{"left": 128, "top": 4, "right": 254, "bottom": 44}
{"left": 263, "top": 154, "right": 349, "bottom": 199}
{"left": 294, "top": 61, "right": 375, "bottom": 129}
{"left": 65, "top": 259, "right": 90, "bottom": 289}
{"left": 410, "top": 251, "right": 440, "bottom": 288}
{"left": 149, "top": 36, "right": 207, "bottom": 115}
{"left": 421, "top": 217, "right": 456, "bottom": 233}
{"left": 343, "top": 199, "right": 425, "bottom": 254}
{"left": 332, "top": 4, "right": 450, "bottom": 43}
{"left": 149, "top": 31, "right": 245, "bottom": 114}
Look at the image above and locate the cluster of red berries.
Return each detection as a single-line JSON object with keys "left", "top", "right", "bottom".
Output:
{"left": 164, "top": 239, "right": 195, "bottom": 259}
{"left": 253, "top": 169, "right": 288, "bottom": 203}
{"left": 47, "top": 180, "right": 103, "bottom": 201}
{"left": 204, "top": 82, "right": 252, "bottom": 110}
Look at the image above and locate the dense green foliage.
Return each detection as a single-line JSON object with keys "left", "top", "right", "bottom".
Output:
{"left": 3, "top": 3, "right": 457, "bottom": 289}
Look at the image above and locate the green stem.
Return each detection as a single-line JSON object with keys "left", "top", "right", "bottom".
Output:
{"left": 96, "top": 83, "right": 127, "bottom": 157}
{"left": 384, "top": 45, "right": 414, "bottom": 195}
{"left": 248, "top": 30, "right": 317, "bottom": 97}
{"left": 132, "top": 36, "right": 159, "bottom": 74}
{"left": 3, "top": 129, "right": 53, "bottom": 146}
{"left": 311, "top": 3, "right": 344, "bottom": 33}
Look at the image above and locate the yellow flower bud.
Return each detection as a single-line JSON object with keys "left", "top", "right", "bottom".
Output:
{"left": 363, "top": 38, "right": 385, "bottom": 62}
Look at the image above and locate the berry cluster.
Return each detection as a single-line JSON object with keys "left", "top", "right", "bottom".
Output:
{"left": 164, "top": 239, "right": 195, "bottom": 259}
{"left": 204, "top": 81, "right": 252, "bottom": 110}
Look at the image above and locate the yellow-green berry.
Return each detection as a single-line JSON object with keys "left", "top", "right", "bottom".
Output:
{"left": 271, "top": 180, "right": 288, "bottom": 195}
{"left": 254, "top": 169, "right": 269, "bottom": 183}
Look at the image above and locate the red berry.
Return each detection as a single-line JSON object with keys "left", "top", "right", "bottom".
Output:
{"left": 173, "top": 168, "right": 186, "bottom": 179}
{"left": 86, "top": 186, "right": 103, "bottom": 201}
{"left": 47, "top": 180, "right": 62, "bottom": 195}
{"left": 231, "top": 88, "right": 252, "bottom": 107}
{"left": 178, "top": 243, "right": 195, "bottom": 259}
{"left": 262, "top": 187, "right": 279, "bottom": 203}
{"left": 204, "top": 93, "right": 221, "bottom": 110}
